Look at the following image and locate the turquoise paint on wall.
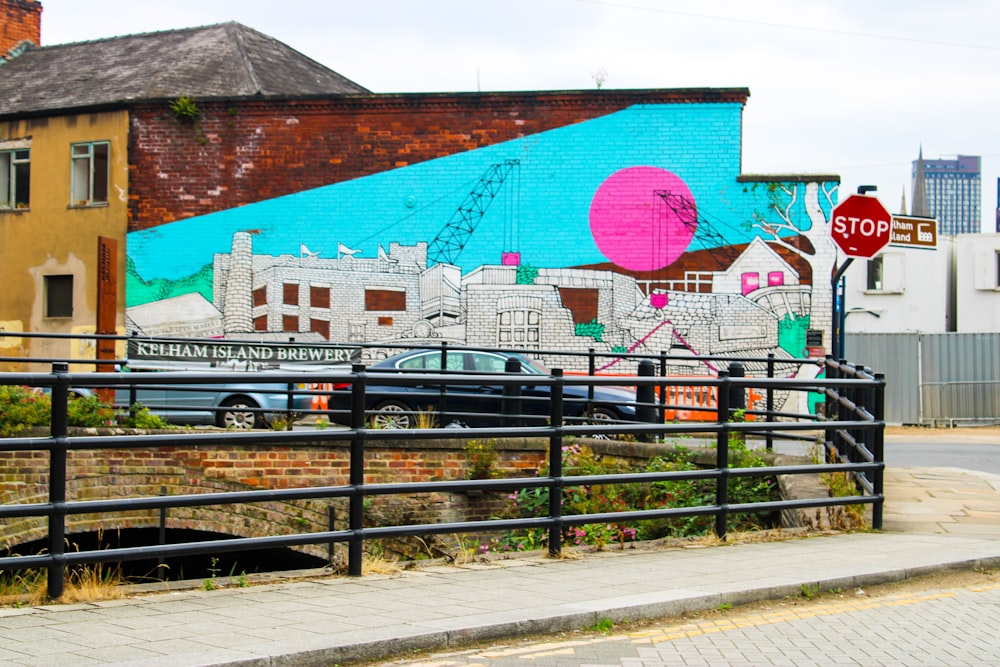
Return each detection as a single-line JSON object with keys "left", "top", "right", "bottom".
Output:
{"left": 129, "top": 103, "right": 752, "bottom": 283}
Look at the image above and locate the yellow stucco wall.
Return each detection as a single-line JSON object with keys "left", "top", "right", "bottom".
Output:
{"left": 0, "top": 110, "right": 129, "bottom": 368}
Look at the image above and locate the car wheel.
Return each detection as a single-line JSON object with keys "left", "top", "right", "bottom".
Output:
{"left": 371, "top": 401, "right": 412, "bottom": 429}
{"left": 218, "top": 397, "right": 263, "bottom": 429}
{"left": 587, "top": 407, "right": 619, "bottom": 439}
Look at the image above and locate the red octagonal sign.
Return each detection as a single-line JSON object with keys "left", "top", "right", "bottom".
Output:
{"left": 831, "top": 194, "right": 891, "bottom": 258}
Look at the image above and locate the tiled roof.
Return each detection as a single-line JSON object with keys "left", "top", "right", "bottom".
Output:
{"left": 0, "top": 21, "right": 369, "bottom": 116}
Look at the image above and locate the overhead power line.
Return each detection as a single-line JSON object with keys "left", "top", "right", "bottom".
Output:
{"left": 572, "top": 0, "right": 1000, "bottom": 52}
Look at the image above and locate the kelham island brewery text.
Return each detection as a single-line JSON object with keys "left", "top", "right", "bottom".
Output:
{"left": 128, "top": 340, "right": 360, "bottom": 366}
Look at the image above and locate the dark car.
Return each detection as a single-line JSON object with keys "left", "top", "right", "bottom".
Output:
{"left": 328, "top": 348, "right": 638, "bottom": 429}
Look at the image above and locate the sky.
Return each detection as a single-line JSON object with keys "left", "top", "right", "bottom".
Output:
{"left": 35, "top": 0, "right": 1000, "bottom": 232}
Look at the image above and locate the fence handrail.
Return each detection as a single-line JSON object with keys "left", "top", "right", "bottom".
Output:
{"left": 0, "top": 348, "right": 884, "bottom": 600}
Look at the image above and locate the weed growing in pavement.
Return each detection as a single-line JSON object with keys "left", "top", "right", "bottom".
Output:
{"left": 588, "top": 617, "right": 615, "bottom": 633}
{"left": 413, "top": 408, "right": 438, "bottom": 429}
{"left": 362, "top": 541, "right": 401, "bottom": 575}
{"left": 269, "top": 415, "right": 293, "bottom": 431}
{"left": 1, "top": 530, "right": 126, "bottom": 607}
{"left": 202, "top": 557, "right": 222, "bottom": 590}
{"left": 799, "top": 583, "right": 820, "bottom": 599}
{"left": 464, "top": 438, "right": 498, "bottom": 479}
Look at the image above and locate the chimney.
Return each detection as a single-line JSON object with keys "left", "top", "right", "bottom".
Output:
{"left": 0, "top": 0, "right": 41, "bottom": 60}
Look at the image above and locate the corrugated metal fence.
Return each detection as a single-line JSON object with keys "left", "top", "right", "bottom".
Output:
{"left": 845, "top": 333, "right": 1000, "bottom": 425}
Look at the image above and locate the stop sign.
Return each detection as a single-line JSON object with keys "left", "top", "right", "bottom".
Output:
{"left": 830, "top": 194, "right": 892, "bottom": 258}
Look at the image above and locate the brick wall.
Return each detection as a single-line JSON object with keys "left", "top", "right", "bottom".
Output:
{"left": 0, "top": 435, "right": 550, "bottom": 558}
{"left": 0, "top": 0, "right": 40, "bottom": 58}
{"left": 127, "top": 89, "right": 748, "bottom": 231}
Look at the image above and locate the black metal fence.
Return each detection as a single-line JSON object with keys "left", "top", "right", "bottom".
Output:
{"left": 0, "top": 334, "right": 884, "bottom": 600}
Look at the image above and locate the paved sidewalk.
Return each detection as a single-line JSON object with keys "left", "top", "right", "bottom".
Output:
{"left": 1, "top": 466, "right": 999, "bottom": 667}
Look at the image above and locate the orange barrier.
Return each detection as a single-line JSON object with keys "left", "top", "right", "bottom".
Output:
{"left": 567, "top": 372, "right": 761, "bottom": 422}
{"left": 310, "top": 383, "right": 332, "bottom": 410}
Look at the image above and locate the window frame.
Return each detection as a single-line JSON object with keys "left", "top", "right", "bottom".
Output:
{"left": 0, "top": 144, "right": 30, "bottom": 210}
{"left": 865, "top": 256, "right": 883, "bottom": 292}
{"left": 44, "top": 275, "right": 74, "bottom": 318}
{"left": 865, "top": 253, "right": 905, "bottom": 294}
{"left": 70, "top": 141, "right": 110, "bottom": 207}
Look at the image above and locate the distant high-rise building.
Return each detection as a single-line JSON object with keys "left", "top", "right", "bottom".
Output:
{"left": 911, "top": 148, "right": 981, "bottom": 234}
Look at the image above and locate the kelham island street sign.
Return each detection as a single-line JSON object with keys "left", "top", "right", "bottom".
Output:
{"left": 890, "top": 215, "right": 938, "bottom": 249}
{"left": 127, "top": 338, "right": 361, "bottom": 368}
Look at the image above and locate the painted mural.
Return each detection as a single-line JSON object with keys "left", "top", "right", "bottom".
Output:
{"left": 126, "top": 103, "right": 839, "bottom": 378}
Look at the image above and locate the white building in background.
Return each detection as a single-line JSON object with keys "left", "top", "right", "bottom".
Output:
{"left": 843, "top": 234, "right": 1000, "bottom": 334}
{"left": 955, "top": 233, "right": 1000, "bottom": 332}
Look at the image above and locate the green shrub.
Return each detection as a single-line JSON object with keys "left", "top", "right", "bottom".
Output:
{"left": 65, "top": 394, "right": 116, "bottom": 428}
{"left": 0, "top": 388, "right": 168, "bottom": 434}
{"left": 117, "top": 404, "right": 168, "bottom": 430}
{"left": 493, "top": 441, "right": 780, "bottom": 552}
{"left": 0, "top": 386, "right": 51, "bottom": 436}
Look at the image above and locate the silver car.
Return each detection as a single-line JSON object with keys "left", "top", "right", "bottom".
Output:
{"left": 74, "top": 368, "right": 313, "bottom": 429}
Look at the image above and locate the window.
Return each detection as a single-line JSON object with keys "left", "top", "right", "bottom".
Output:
{"left": 45, "top": 275, "right": 73, "bottom": 318}
{"left": 973, "top": 246, "right": 1000, "bottom": 290}
{"left": 866, "top": 253, "right": 904, "bottom": 293}
{"left": 283, "top": 283, "right": 299, "bottom": 306}
{"left": 310, "top": 318, "right": 330, "bottom": 340}
{"left": 866, "top": 257, "right": 883, "bottom": 291}
{"left": 0, "top": 147, "right": 30, "bottom": 210}
{"left": 497, "top": 309, "right": 540, "bottom": 348}
{"left": 365, "top": 288, "right": 406, "bottom": 311}
{"left": 310, "top": 286, "right": 330, "bottom": 309}
{"left": 70, "top": 141, "right": 109, "bottom": 206}
{"left": 252, "top": 286, "right": 267, "bottom": 308}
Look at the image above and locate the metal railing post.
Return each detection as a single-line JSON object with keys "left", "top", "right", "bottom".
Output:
{"left": 851, "top": 364, "right": 867, "bottom": 465}
{"left": 824, "top": 356, "right": 838, "bottom": 461}
{"left": 158, "top": 485, "right": 167, "bottom": 581}
{"left": 715, "top": 370, "right": 731, "bottom": 541}
{"left": 872, "top": 372, "right": 886, "bottom": 530}
{"left": 658, "top": 351, "right": 667, "bottom": 425}
{"left": 438, "top": 341, "right": 449, "bottom": 424}
{"left": 548, "top": 369, "right": 564, "bottom": 558}
{"left": 285, "top": 381, "right": 295, "bottom": 428}
{"left": 636, "top": 360, "right": 657, "bottom": 441}
{"left": 765, "top": 353, "right": 775, "bottom": 452}
{"left": 503, "top": 356, "right": 523, "bottom": 427}
{"left": 328, "top": 505, "right": 337, "bottom": 566}
{"left": 48, "top": 362, "right": 69, "bottom": 600}
{"left": 348, "top": 363, "right": 366, "bottom": 576}
{"left": 587, "top": 347, "right": 596, "bottom": 409}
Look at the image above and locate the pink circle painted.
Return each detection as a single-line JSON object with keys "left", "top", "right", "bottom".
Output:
{"left": 589, "top": 166, "right": 698, "bottom": 271}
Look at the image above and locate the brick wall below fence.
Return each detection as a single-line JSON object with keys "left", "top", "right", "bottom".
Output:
{"left": 0, "top": 431, "right": 826, "bottom": 561}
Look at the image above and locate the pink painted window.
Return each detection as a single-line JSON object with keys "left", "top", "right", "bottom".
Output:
{"left": 768, "top": 271, "right": 784, "bottom": 287}
{"left": 741, "top": 272, "right": 759, "bottom": 295}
